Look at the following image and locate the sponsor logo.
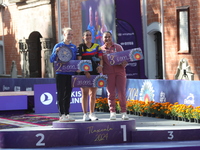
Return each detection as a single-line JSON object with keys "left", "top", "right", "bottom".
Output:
{"left": 184, "top": 93, "right": 195, "bottom": 105}
{"left": 71, "top": 91, "right": 82, "bottom": 104}
{"left": 14, "top": 86, "right": 20, "bottom": 91}
{"left": 3, "top": 85, "right": 10, "bottom": 91}
{"left": 40, "top": 92, "right": 53, "bottom": 105}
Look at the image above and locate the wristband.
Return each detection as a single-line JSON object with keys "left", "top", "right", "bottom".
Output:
{"left": 98, "top": 65, "right": 103, "bottom": 67}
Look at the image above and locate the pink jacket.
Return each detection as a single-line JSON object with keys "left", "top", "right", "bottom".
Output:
{"left": 101, "top": 42, "right": 126, "bottom": 74}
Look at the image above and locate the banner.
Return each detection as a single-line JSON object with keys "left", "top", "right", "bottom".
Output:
{"left": 115, "top": 0, "right": 145, "bottom": 79}
{"left": 54, "top": 60, "right": 93, "bottom": 72}
{"left": 81, "top": 0, "right": 116, "bottom": 45}
{"left": 0, "top": 95, "right": 27, "bottom": 111}
{"left": 126, "top": 79, "right": 200, "bottom": 107}
{"left": 0, "top": 78, "right": 55, "bottom": 92}
{"left": 34, "top": 84, "right": 83, "bottom": 114}
{"left": 107, "top": 48, "right": 143, "bottom": 65}
{"left": 72, "top": 75, "right": 107, "bottom": 88}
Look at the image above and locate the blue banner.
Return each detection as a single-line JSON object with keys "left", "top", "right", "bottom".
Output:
{"left": 115, "top": 0, "right": 145, "bottom": 79}
{"left": 0, "top": 78, "right": 55, "bottom": 91}
{"left": 0, "top": 95, "right": 27, "bottom": 111}
{"left": 126, "top": 79, "right": 200, "bottom": 107}
{"left": 34, "top": 84, "right": 83, "bottom": 114}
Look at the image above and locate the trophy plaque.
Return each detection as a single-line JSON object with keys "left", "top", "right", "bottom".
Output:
{"left": 57, "top": 46, "right": 73, "bottom": 62}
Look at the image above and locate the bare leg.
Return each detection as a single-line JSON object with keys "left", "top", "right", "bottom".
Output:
{"left": 89, "top": 87, "right": 98, "bottom": 113}
{"left": 81, "top": 87, "right": 89, "bottom": 113}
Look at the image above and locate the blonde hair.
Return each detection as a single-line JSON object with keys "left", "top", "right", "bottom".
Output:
{"left": 62, "top": 27, "right": 72, "bottom": 34}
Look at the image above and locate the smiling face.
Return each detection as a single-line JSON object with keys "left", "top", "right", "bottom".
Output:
{"left": 83, "top": 30, "right": 92, "bottom": 43}
{"left": 103, "top": 32, "right": 112, "bottom": 45}
{"left": 63, "top": 29, "right": 73, "bottom": 43}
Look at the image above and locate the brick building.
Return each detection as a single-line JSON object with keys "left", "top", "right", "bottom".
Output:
{"left": 144, "top": 0, "right": 200, "bottom": 80}
{"left": 0, "top": 0, "right": 200, "bottom": 80}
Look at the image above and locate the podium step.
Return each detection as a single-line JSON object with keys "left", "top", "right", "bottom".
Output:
{"left": 0, "top": 127, "right": 78, "bottom": 148}
{"left": 0, "top": 119, "right": 136, "bottom": 148}
{"left": 132, "top": 128, "right": 200, "bottom": 142}
{"left": 53, "top": 119, "right": 136, "bottom": 145}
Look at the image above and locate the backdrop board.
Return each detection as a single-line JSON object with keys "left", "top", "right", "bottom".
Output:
{"left": 0, "top": 78, "right": 55, "bottom": 92}
{"left": 34, "top": 84, "right": 82, "bottom": 114}
{"left": 0, "top": 95, "right": 27, "bottom": 111}
{"left": 115, "top": 0, "right": 145, "bottom": 79}
{"left": 126, "top": 79, "right": 200, "bottom": 107}
{"left": 81, "top": 0, "right": 116, "bottom": 45}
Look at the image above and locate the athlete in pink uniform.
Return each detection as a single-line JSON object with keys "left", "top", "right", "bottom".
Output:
{"left": 101, "top": 31, "right": 129, "bottom": 120}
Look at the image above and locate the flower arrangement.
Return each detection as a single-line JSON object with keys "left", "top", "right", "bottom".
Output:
{"left": 126, "top": 100, "right": 134, "bottom": 113}
{"left": 95, "top": 97, "right": 109, "bottom": 111}
{"left": 192, "top": 106, "right": 200, "bottom": 120}
{"left": 150, "top": 102, "right": 161, "bottom": 116}
{"left": 164, "top": 103, "right": 173, "bottom": 116}
{"left": 171, "top": 102, "right": 179, "bottom": 117}
{"left": 185, "top": 105, "right": 194, "bottom": 120}
{"left": 155, "top": 102, "right": 171, "bottom": 118}
{"left": 176, "top": 104, "right": 187, "bottom": 118}
{"left": 115, "top": 99, "right": 121, "bottom": 112}
{"left": 95, "top": 98, "right": 200, "bottom": 123}
{"left": 133, "top": 100, "right": 143, "bottom": 113}
{"left": 140, "top": 101, "right": 149, "bottom": 113}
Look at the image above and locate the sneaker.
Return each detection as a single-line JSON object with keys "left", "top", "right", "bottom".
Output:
{"left": 59, "top": 114, "right": 75, "bottom": 122}
{"left": 89, "top": 113, "right": 98, "bottom": 121}
{"left": 121, "top": 112, "right": 129, "bottom": 120}
{"left": 66, "top": 114, "right": 75, "bottom": 122}
{"left": 83, "top": 113, "right": 91, "bottom": 121}
{"left": 110, "top": 112, "right": 116, "bottom": 120}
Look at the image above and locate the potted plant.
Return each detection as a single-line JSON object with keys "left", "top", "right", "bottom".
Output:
{"left": 185, "top": 105, "right": 194, "bottom": 122}
{"left": 95, "top": 97, "right": 109, "bottom": 112}
{"left": 126, "top": 100, "right": 134, "bottom": 114}
{"left": 192, "top": 106, "right": 200, "bottom": 123}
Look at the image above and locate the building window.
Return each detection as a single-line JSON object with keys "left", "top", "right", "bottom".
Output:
{"left": 177, "top": 6, "right": 190, "bottom": 53}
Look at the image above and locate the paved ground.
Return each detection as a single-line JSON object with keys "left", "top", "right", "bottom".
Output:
{"left": 1, "top": 112, "right": 200, "bottom": 150}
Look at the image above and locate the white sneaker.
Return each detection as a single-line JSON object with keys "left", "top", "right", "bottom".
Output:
{"left": 110, "top": 112, "right": 116, "bottom": 120}
{"left": 59, "top": 114, "right": 75, "bottom": 122}
{"left": 66, "top": 114, "right": 75, "bottom": 121}
{"left": 121, "top": 112, "right": 129, "bottom": 120}
{"left": 83, "top": 113, "right": 91, "bottom": 121}
{"left": 89, "top": 113, "right": 98, "bottom": 121}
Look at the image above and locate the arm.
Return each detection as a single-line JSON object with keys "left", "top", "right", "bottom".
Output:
{"left": 77, "top": 56, "right": 82, "bottom": 60}
{"left": 77, "top": 46, "right": 83, "bottom": 73}
{"left": 76, "top": 56, "right": 82, "bottom": 73}
{"left": 77, "top": 44, "right": 90, "bottom": 78}
{"left": 115, "top": 44, "right": 128, "bottom": 67}
{"left": 96, "top": 46, "right": 103, "bottom": 73}
{"left": 96, "top": 55, "right": 103, "bottom": 73}
{"left": 50, "top": 45, "right": 60, "bottom": 63}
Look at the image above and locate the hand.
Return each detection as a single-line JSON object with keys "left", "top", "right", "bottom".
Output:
{"left": 76, "top": 69, "right": 81, "bottom": 73}
{"left": 84, "top": 71, "right": 91, "bottom": 78}
{"left": 56, "top": 47, "right": 60, "bottom": 53}
{"left": 76, "top": 70, "right": 81, "bottom": 75}
{"left": 96, "top": 66, "right": 103, "bottom": 73}
{"left": 121, "top": 61, "right": 128, "bottom": 67}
